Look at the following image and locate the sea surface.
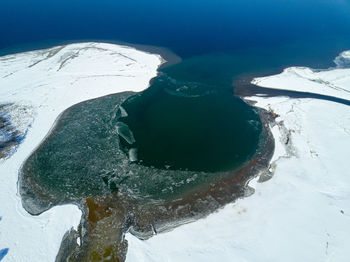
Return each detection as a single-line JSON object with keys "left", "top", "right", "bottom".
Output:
{"left": 1, "top": 0, "right": 350, "bottom": 60}
{"left": 3, "top": 0, "right": 350, "bottom": 196}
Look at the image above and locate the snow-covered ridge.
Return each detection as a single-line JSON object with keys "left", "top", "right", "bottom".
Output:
{"left": 0, "top": 42, "right": 162, "bottom": 262}
{"left": 252, "top": 58, "right": 350, "bottom": 101}
{"left": 126, "top": 51, "right": 350, "bottom": 262}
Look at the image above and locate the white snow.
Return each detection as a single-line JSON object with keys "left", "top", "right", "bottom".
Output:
{"left": 126, "top": 52, "right": 350, "bottom": 262}
{"left": 0, "top": 42, "right": 162, "bottom": 261}
{"left": 252, "top": 66, "right": 350, "bottom": 101}
{"left": 334, "top": 51, "right": 350, "bottom": 68}
{"left": 2, "top": 42, "right": 349, "bottom": 262}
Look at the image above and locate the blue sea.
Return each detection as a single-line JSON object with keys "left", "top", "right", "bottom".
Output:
{"left": 1, "top": 0, "right": 350, "bottom": 61}
{"left": 2, "top": 0, "right": 350, "bottom": 171}
{"left": 2, "top": 0, "right": 350, "bottom": 168}
{"left": 1, "top": 0, "right": 350, "bottom": 93}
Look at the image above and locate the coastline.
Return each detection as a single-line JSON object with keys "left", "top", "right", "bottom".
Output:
{"left": 17, "top": 80, "right": 275, "bottom": 260}
{"left": 0, "top": 39, "right": 181, "bottom": 69}
{"left": 1, "top": 42, "right": 350, "bottom": 262}
{"left": 1, "top": 42, "right": 275, "bottom": 261}
{"left": 0, "top": 42, "right": 162, "bottom": 261}
{"left": 235, "top": 83, "right": 350, "bottom": 107}
{"left": 125, "top": 51, "right": 350, "bottom": 262}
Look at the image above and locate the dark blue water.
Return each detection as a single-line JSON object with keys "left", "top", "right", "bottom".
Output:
{"left": 1, "top": 0, "right": 350, "bottom": 61}
{"left": 5, "top": 0, "right": 350, "bottom": 188}
{"left": 4, "top": 0, "right": 350, "bottom": 175}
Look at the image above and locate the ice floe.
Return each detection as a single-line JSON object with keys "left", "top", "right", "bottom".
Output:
{"left": 116, "top": 121, "right": 136, "bottom": 145}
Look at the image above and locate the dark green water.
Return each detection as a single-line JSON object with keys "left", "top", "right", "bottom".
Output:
{"left": 120, "top": 76, "right": 260, "bottom": 172}
{"left": 20, "top": 39, "right": 350, "bottom": 209}
{"left": 21, "top": 90, "right": 263, "bottom": 208}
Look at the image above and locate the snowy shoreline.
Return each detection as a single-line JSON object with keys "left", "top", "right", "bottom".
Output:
{"left": 252, "top": 51, "right": 350, "bottom": 101}
{"left": 0, "top": 42, "right": 162, "bottom": 261}
{"left": 126, "top": 51, "right": 350, "bottom": 262}
{"left": 1, "top": 43, "right": 350, "bottom": 262}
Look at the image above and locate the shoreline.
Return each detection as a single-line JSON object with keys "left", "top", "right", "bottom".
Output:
{"left": 127, "top": 106, "right": 275, "bottom": 239}
{"left": 0, "top": 42, "right": 163, "bottom": 262}
{"left": 125, "top": 50, "right": 350, "bottom": 262}
{"left": 0, "top": 39, "right": 181, "bottom": 69}
{"left": 17, "top": 79, "right": 275, "bottom": 261}
{"left": 12, "top": 42, "right": 276, "bottom": 260}
{"left": 235, "top": 83, "right": 350, "bottom": 106}
{"left": 2, "top": 41, "right": 349, "bottom": 261}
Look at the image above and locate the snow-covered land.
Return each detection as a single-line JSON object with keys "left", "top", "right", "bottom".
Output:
{"left": 126, "top": 52, "right": 350, "bottom": 262}
{"left": 252, "top": 51, "right": 350, "bottom": 101}
{"left": 0, "top": 42, "right": 162, "bottom": 261}
{"left": 1, "top": 42, "right": 349, "bottom": 262}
